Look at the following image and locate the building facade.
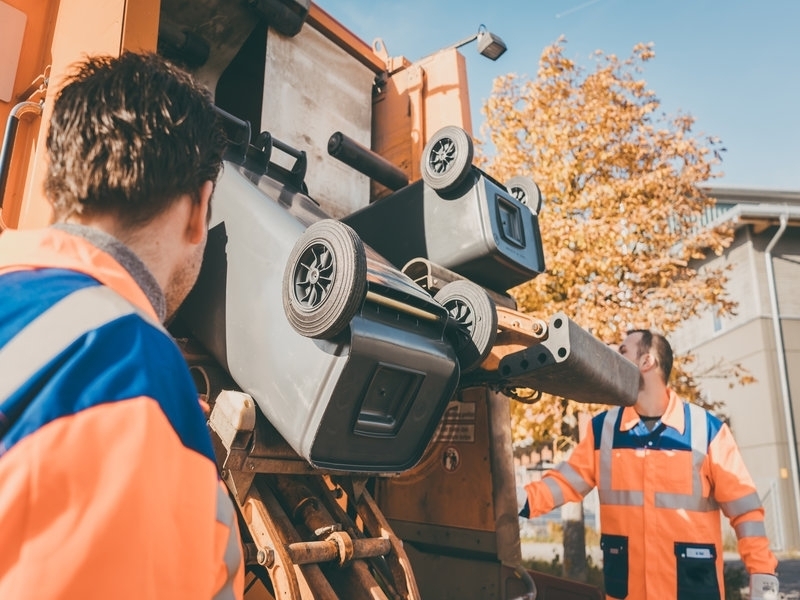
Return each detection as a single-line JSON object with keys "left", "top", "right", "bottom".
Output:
{"left": 673, "top": 187, "right": 800, "bottom": 552}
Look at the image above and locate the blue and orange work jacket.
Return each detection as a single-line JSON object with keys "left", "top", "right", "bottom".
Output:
{"left": 523, "top": 390, "right": 777, "bottom": 600}
{"left": 0, "top": 225, "right": 244, "bottom": 599}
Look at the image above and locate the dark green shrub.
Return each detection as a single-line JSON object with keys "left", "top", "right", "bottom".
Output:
{"left": 724, "top": 563, "right": 747, "bottom": 600}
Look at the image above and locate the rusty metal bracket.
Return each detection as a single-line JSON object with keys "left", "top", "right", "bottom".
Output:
{"left": 356, "top": 489, "right": 422, "bottom": 600}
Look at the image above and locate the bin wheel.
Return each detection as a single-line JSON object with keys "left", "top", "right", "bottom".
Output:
{"left": 434, "top": 280, "right": 497, "bottom": 372}
{"left": 421, "top": 126, "right": 474, "bottom": 194}
{"left": 283, "top": 219, "right": 367, "bottom": 339}
{"left": 505, "top": 176, "right": 543, "bottom": 214}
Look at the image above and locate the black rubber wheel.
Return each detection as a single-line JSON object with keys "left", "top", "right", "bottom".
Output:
{"left": 434, "top": 280, "right": 497, "bottom": 372}
{"left": 283, "top": 219, "right": 367, "bottom": 339}
{"left": 421, "top": 126, "right": 474, "bottom": 194}
{"left": 505, "top": 176, "right": 543, "bottom": 214}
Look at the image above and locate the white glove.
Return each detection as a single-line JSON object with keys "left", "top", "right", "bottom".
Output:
{"left": 750, "top": 573, "right": 779, "bottom": 600}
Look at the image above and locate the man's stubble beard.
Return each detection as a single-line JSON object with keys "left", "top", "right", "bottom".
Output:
{"left": 164, "top": 236, "right": 206, "bottom": 323}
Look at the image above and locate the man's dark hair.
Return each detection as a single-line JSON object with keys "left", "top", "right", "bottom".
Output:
{"left": 628, "top": 329, "right": 673, "bottom": 384}
{"left": 45, "top": 52, "right": 227, "bottom": 227}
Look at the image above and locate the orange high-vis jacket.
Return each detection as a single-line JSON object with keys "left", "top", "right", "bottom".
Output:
{"left": 523, "top": 390, "right": 777, "bottom": 600}
{"left": 0, "top": 226, "right": 244, "bottom": 599}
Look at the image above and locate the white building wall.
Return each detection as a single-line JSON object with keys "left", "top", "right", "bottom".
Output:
{"left": 674, "top": 219, "right": 800, "bottom": 551}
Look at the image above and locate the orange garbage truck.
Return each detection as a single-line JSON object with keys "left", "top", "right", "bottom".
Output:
{"left": 0, "top": 1, "right": 641, "bottom": 597}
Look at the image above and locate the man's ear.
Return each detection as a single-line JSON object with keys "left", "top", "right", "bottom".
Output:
{"left": 186, "top": 180, "right": 213, "bottom": 244}
{"left": 640, "top": 352, "right": 657, "bottom": 373}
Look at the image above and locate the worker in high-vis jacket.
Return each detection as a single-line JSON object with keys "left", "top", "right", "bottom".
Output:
{"left": 0, "top": 53, "right": 243, "bottom": 598}
{"left": 521, "top": 329, "right": 779, "bottom": 600}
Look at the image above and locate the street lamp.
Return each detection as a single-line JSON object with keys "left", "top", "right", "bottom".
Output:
{"left": 449, "top": 24, "right": 508, "bottom": 61}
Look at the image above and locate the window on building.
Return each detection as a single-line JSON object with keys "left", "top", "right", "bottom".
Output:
{"left": 712, "top": 304, "right": 724, "bottom": 333}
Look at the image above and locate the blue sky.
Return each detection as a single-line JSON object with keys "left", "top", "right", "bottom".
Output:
{"left": 318, "top": 0, "right": 799, "bottom": 191}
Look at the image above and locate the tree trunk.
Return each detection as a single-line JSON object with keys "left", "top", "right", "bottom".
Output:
{"left": 561, "top": 500, "right": 587, "bottom": 582}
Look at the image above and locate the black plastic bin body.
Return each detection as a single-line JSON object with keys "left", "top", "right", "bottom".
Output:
{"left": 342, "top": 172, "right": 545, "bottom": 293}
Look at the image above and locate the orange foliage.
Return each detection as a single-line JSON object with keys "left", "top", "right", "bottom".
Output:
{"left": 477, "top": 38, "right": 742, "bottom": 444}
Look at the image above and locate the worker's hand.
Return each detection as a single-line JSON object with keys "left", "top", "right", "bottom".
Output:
{"left": 750, "top": 573, "right": 779, "bottom": 600}
{"left": 198, "top": 394, "right": 211, "bottom": 418}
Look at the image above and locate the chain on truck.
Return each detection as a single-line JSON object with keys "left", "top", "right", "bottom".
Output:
{"left": 0, "top": 1, "right": 641, "bottom": 598}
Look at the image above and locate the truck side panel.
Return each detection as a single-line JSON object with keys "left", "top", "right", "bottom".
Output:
{"left": 0, "top": 0, "right": 159, "bottom": 229}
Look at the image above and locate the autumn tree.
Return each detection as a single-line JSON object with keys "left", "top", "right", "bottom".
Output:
{"left": 477, "top": 38, "right": 737, "bottom": 581}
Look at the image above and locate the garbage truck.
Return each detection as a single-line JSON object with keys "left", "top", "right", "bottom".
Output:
{"left": 0, "top": 1, "right": 641, "bottom": 597}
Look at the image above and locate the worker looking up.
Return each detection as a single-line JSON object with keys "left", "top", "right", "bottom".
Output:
{"left": 0, "top": 53, "right": 243, "bottom": 598}
{"left": 520, "top": 329, "right": 778, "bottom": 600}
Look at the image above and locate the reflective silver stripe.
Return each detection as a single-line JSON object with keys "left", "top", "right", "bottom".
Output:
{"left": 734, "top": 520, "right": 767, "bottom": 539}
{"left": 654, "top": 492, "right": 718, "bottom": 512}
{"left": 720, "top": 492, "right": 763, "bottom": 519}
{"left": 599, "top": 489, "right": 644, "bottom": 506}
{"left": 555, "top": 462, "right": 593, "bottom": 497}
{"left": 0, "top": 286, "right": 148, "bottom": 402}
{"left": 598, "top": 407, "right": 620, "bottom": 491}
{"left": 598, "top": 408, "right": 643, "bottom": 505}
{"left": 655, "top": 403, "right": 718, "bottom": 512}
{"left": 544, "top": 477, "right": 565, "bottom": 507}
{"left": 213, "top": 485, "right": 241, "bottom": 600}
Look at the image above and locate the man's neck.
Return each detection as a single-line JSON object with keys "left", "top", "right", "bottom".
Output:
{"left": 635, "top": 384, "right": 670, "bottom": 418}
{"left": 52, "top": 222, "right": 167, "bottom": 321}
{"left": 63, "top": 209, "right": 178, "bottom": 297}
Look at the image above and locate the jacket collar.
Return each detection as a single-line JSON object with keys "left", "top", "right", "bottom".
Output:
{"left": 618, "top": 388, "right": 684, "bottom": 434}
{"left": 0, "top": 225, "right": 165, "bottom": 322}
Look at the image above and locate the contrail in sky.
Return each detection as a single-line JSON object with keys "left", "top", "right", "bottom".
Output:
{"left": 555, "top": 0, "right": 604, "bottom": 18}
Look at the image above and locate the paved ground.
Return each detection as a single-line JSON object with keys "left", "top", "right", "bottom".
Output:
{"left": 726, "top": 557, "right": 800, "bottom": 598}
{"left": 522, "top": 542, "right": 800, "bottom": 598}
{"left": 776, "top": 559, "right": 800, "bottom": 595}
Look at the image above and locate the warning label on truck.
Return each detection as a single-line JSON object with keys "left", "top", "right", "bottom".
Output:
{"left": 432, "top": 401, "right": 476, "bottom": 443}
{"left": 435, "top": 423, "right": 475, "bottom": 443}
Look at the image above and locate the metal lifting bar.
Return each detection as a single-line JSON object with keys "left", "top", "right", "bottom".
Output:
{"left": 0, "top": 101, "right": 43, "bottom": 213}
